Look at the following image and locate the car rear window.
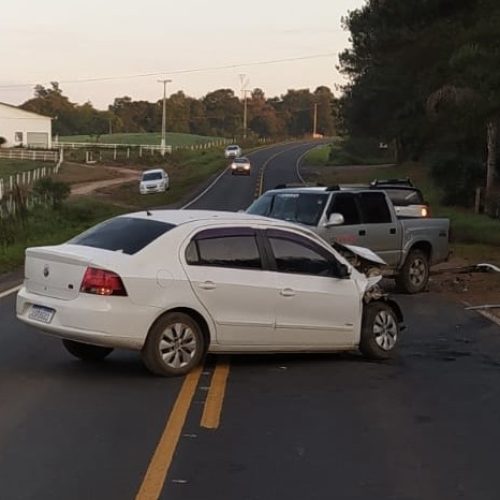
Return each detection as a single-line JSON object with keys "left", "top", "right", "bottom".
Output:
{"left": 383, "top": 188, "right": 424, "bottom": 206}
{"left": 69, "top": 217, "right": 175, "bottom": 255}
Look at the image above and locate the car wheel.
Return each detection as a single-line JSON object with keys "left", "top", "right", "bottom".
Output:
{"left": 359, "top": 302, "right": 399, "bottom": 360}
{"left": 396, "top": 249, "right": 429, "bottom": 294}
{"left": 62, "top": 339, "right": 114, "bottom": 361}
{"left": 141, "top": 312, "right": 205, "bottom": 377}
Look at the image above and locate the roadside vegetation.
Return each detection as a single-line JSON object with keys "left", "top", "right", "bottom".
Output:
{"left": 0, "top": 159, "right": 55, "bottom": 179}
{"left": 338, "top": 0, "right": 500, "bottom": 217}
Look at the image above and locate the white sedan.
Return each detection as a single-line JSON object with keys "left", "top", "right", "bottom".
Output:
{"left": 16, "top": 211, "right": 404, "bottom": 376}
{"left": 139, "top": 168, "right": 169, "bottom": 194}
{"left": 224, "top": 145, "right": 242, "bottom": 158}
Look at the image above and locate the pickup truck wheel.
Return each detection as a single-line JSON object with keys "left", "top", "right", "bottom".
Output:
{"left": 360, "top": 302, "right": 400, "bottom": 360}
{"left": 396, "top": 249, "right": 429, "bottom": 294}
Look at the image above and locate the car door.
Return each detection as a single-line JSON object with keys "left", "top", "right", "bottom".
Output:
{"left": 264, "top": 229, "right": 360, "bottom": 348}
{"left": 183, "top": 227, "right": 275, "bottom": 346}
{"left": 357, "top": 192, "right": 400, "bottom": 266}
{"left": 319, "top": 192, "right": 367, "bottom": 247}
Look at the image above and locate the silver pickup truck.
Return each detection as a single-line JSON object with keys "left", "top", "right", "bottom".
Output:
{"left": 247, "top": 186, "right": 450, "bottom": 293}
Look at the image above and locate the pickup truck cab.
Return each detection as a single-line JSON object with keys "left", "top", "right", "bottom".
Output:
{"left": 247, "top": 186, "right": 450, "bottom": 293}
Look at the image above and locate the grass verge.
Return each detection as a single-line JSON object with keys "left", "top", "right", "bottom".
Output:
{"left": 0, "top": 159, "right": 54, "bottom": 179}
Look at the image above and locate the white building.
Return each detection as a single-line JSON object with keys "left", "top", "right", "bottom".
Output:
{"left": 0, "top": 102, "right": 52, "bottom": 149}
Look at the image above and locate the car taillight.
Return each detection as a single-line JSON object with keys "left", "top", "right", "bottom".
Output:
{"left": 80, "top": 267, "right": 127, "bottom": 296}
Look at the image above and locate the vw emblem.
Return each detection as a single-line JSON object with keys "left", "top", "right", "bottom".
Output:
{"left": 43, "top": 265, "right": 50, "bottom": 278}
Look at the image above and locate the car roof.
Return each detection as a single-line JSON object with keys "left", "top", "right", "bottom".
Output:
{"left": 226, "top": 145, "right": 240, "bottom": 148}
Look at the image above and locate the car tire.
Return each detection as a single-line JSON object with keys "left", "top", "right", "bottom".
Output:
{"left": 141, "top": 312, "right": 205, "bottom": 377}
{"left": 62, "top": 339, "right": 114, "bottom": 361}
{"left": 359, "top": 302, "right": 399, "bottom": 360}
{"left": 396, "top": 249, "right": 429, "bottom": 294}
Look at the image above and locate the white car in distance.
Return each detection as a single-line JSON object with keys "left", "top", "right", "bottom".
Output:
{"left": 231, "top": 157, "right": 251, "bottom": 175}
{"left": 224, "top": 145, "right": 242, "bottom": 158}
{"left": 139, "top": 168, "right": 169, "bottom": 194}
{"left": 16, "top": 211, "right": 404, "bottom": 377}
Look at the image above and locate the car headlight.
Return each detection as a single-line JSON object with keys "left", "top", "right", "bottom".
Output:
{"left": 244, "top": 165, "right": 250, "bottom": 169}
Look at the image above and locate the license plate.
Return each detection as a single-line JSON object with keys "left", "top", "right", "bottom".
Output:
{"left": 29, "top": 305, "right": 55, "bottom": 324}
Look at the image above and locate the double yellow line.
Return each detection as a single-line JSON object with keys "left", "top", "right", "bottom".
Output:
{"left": 135, "top": 360, "right": 230, "bottom": 500}
{"left": 136, "top": 143, "right": 314, "bottom": 499}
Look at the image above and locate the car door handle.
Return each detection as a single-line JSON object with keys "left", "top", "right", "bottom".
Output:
{"left": 199, "top": 281, "right": 216, "bottom": 291}
{"left": 390, "top": 228, "right": 396, "bottom": 235}
{"left": 359, "top": 230, "right": 366, "bottom": 236}
{"left": 280, "top": 288, "right": 296, "bottom": 297}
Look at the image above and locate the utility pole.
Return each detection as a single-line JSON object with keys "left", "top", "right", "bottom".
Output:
{"left": 239, "top": 74, "right": 250, "bottom": 140}
{"left": 158, "top": 78, "right": 172, "bottom": 156}
{"left": 313, "top": 103, "right": 318, "bottom": 138}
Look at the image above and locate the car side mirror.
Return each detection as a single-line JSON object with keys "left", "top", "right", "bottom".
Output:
{"left": 325, "top": 213, "right": 344, "bottom": 228}
{"left": 336, "top": 263, "right": 351, "bottom": 279}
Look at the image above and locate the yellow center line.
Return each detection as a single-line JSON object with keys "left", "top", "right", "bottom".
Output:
{"left": 200, "top": 359, "right": 231, "bottom": 429}
{"left": 135, "top": 365, "right": 203, "bottom": 500}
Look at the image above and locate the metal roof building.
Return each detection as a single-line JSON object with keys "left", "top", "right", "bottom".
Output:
{"left": 0, "top": 102, "right": 52, "bottom": 149}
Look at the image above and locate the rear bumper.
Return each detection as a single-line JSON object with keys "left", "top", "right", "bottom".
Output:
{"left": 16, "top": 286, "right": 161, "bottom": 350}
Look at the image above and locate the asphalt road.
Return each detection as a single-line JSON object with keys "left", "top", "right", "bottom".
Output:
{"left": 1, "top": 142, "right": 500, "bottom": 500}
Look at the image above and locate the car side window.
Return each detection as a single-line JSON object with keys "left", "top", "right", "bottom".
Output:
{"left": 358, "top": 192, "right": 392, "bottom": 223}
{"left": 266, "top": 230, "right": 340, "bottom": 277}
{"left": 186, "top": 228, "right": 262, "bottom": 270}
{"left": 327, "top": 193, "right": 361, "bottom": 225}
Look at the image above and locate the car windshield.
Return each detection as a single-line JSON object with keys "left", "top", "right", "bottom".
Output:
{"left": 227, "top": 146, "right": 238, "bottom": 151}
{"left": 69, "top": 217, "right": 175, "bottom": 255}
{"left": 384, "top": 188, "right": 424, "bottom": 206}
{"left": 234, "top": 158, "right": 248, "bottom": 163}
{"left": 247, "top": 192, "right": 329, "bottom": 226}
{"left": 142, "top": 172, "right": 163, "bottom": 181}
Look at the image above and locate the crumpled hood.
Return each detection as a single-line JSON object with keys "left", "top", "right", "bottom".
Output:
{"left": 336, "top": 242, "right": 387, "bottom": 266}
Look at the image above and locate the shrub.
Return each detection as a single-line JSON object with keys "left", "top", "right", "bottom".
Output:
{"left": 33, "top": 177, "right": 71, "bottom": 209}
{"left": 429, "top": 152, "right": 484, "bottom": 207}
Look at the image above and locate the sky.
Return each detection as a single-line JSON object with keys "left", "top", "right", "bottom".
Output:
{"left": 0, "top": 0, "right": 365, "bottom": 110}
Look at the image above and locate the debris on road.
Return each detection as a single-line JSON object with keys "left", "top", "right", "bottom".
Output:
{"left": 466, "top": 305, "right": 500, "bottom": 311}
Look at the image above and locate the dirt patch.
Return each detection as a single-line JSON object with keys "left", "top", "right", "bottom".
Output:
{"left": 430, "top": 257, "right": 500, "bottom": 320}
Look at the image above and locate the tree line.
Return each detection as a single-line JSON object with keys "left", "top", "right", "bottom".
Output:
{"left": 21, "top": 83, "right": 337, "bottom": 140}
{"left": 338, "top": 0, "right": 500, "bottom": 211}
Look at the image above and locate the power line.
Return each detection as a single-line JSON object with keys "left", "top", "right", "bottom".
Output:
{"left": 0, "top": 52, "right": 338, "bottom": 90}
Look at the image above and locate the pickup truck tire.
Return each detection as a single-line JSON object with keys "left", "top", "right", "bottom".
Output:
{"left": 396, "top": 249, "right": 429, "bottom": 294}
{"left": 360, "top": 302, "right": 399, "bottom": 360}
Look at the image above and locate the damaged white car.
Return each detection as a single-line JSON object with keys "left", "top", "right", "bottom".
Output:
{"left": 16, "top": 211, "right": 404, "bottom": 377}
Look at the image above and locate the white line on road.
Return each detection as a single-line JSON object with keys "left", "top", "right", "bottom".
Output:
{"left": 180, "top": 167, "right": 229, "bottom": 209}
{"left": 295, "top": 144, "right": 324, "bottom": 185}
{"left": 0, "top": 285, "right": 21, "bottom": 300}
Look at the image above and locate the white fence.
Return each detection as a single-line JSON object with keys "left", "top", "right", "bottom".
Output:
{"left": 53, "top": 139, "right": 232, "bottom": 154}
{"left": 0, "top": 164, "right": 59, "bottom": 202}
{"left": 0, "top": 149, "right": 58, "bottom": 162}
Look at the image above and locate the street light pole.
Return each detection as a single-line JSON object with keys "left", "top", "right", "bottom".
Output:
{"left": 243, "top": 89, "right": 251, "bottom": 140}
{"left": 158, "top": 78, "right": 172, "bottom": 156}
{"left": 313, "top": 103, "right": 318, "bottom": 138}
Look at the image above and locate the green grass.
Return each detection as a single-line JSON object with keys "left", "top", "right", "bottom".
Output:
{"left": 301, "top": 161, "right": 500, "bottom": 248}
{"left": 304, "top": 142, "right": 394, "bottom": 167}
{"left": 0, "top": 159, "right": 51, "bottom": 179}
{"left": 59, "top": 132, "right": 224, "bottom": 146}
{"left": 0, "top": 199, "right": 120, "bottom": 274}
{"left": 92, "top": 149, "right": 226, "bottom": 209}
